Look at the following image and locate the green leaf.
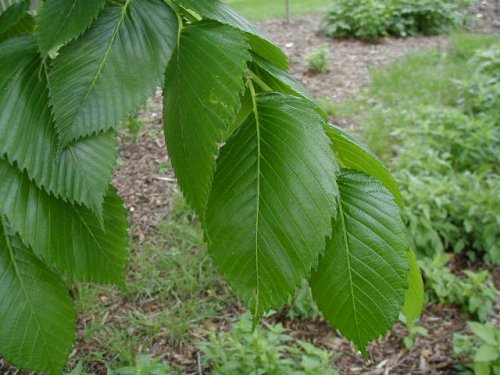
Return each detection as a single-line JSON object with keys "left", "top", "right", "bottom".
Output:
{"left": 474, "top": 361, "right": 491, "bottom": 375}
{"left": 50, "top": 0, "right": 177, "bottom": 144}
{"left": 468, "top": 322, "right": 498, "bottom": 346}
{"left": 0, "top": 220, "right": 75, "bottom": 375}
{"left": 0, "top": 0, "right": 22, "bottom": 13}
{"left": 164, "top": 21, "right": 250, "bottom": 217}
{"left": 0, "top": 0, "right": 29, "bottom": 34}
{"left": 310, "top": 170, "right": 409, "bottom": 354}
{"left": 0, "top": 8, "right": 32, "bottom": 43}
{"left": 173, "top": 0, "right": 288, "bottom": 70}
{"left": 35, "top": 0, "right": 106, "bottom": 58}
{"left": 0, "top": 35, "right": 117, "bottom": 215}
{"left": 205, "top": 93, "right": 339, "bottom": 318}
{"left": 0, "top": 159, "right": 129, "bottom": 284}
{"left": 324, "top": 124, "right": 403, "bottom": 206}
{"left": 475, "top": 344, "right": 499, "bottom": 362}
{"left": 402, "top": 250, "right": 424, "bottom": 323}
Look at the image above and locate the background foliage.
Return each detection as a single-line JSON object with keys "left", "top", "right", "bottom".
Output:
{"left": 323, "top": 0, "right": 472, "bottom": 40}
{"left": 0, "top": 0, "right": 422, "bottom": 374}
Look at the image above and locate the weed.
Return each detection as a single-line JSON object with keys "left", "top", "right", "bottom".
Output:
{"left": 120, "top": 115, "right": 145, "bottom": 141}
{"left": 306, "top": 45, "right": 331, "bottom": 74}
{"left": 419, "top": 255, "right": 497, "bottom": 322}
{"left": 198, "top": 312, "right": 338, "bottom": 374}
{"left": 454, "top": 322, "right": 500, "bottom": 375}
{"left": 281, "top": 281, "right": 321, "bottom": 320}
{"left": 399, "top": 315, "right": 429, "bottom": 349}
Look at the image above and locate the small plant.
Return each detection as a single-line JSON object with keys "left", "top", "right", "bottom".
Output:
{"left": 400, "top": 315, "right": 428, "bottom": 349}
{"left": 198, "top": 312, "right": 338, "bottom": 375}
{"left": 120, "top": 115, "right": 145, "bottom": 141}
{"left": 453, "top": 322, "right": 500, "bottom": 375}
{"left": 419, "top": 255, "right": 497, "bottom": 322}
{"left": 306, "top": 45, "right": 331, "bottom": 74}
{"left": 282, "top": 281, "right": 321, "bottom": 320}
{"left": 395, "top": 106, "right": 500, "bottom": 263}
{"left": 108, "top": 354, "right": 173, "bottom": 375}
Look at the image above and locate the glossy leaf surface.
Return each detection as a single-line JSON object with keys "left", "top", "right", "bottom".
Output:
{"left": 311, "top": 170, "right": 409, "bottom": 354}
{"left": 206, "top": 93, "right": 339, "bottom": 318}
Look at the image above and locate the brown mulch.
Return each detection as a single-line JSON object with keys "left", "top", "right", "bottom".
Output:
{"left": 257, "top": 14, "right": 447, "bottom": 102}
{"left": 277, "top": 304, "right": 468, "bottom": 375}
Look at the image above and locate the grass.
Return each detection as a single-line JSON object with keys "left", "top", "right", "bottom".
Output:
{"left": 70, "top": 194, "right": 237, "bottom": 372}
{"left": 69, "top": 193, "right": 329, "bottom": 373}
{"left": 225, "top": 0, "right": 331, "bottom": 20}
{"left": 330, "top": 33, "right": 499, "bottom": 162}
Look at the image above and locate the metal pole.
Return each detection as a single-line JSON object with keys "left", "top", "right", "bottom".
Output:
{"left": 286, "top": 0, "right": 291, "bottom": 23}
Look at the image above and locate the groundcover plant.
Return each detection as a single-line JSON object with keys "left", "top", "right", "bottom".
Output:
{"left": 0, "top": 0, "right": 423, "bottom": 373}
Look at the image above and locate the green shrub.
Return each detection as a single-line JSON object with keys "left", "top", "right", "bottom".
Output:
{"left": 323, "top": 0, "right": 471, "bottom": 40}
{"left": 323, "top": 0, "right": 391, "bottom": 40}
{"left": 458, "top": 43, "right": 500, "bottom": 117}
{"left": 399, "top": 171, "right": 500, "bottom": 263}
{"left": 388, "top": 0, "right": 471, "bottom": 37}
{"left": 306, "top": 45, "right": 331, "bottom": 74}
{"left": 454, "top": 322, "right": 500, "bottom": 375}
{"left": 198, "top": 313, "right": 337, "bottom": 375}
{"left": 397, "top": 107, "right": 499, "bottom": 173}
{"left": 394, "top": 105, "right": 500, "bottom": 263}
{"left": 419, "top": 255, "right": 497, "bottom": 322}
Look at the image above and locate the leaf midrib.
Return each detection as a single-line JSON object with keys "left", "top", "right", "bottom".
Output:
{"left": 66, "top": 0, "right": 131, "bottom": 136}
{"left": 0, "top": 217, "right": 57, "bottom": 371}
{"left": 338, "top": 198, "right": 362, "bottom": 345}
{"left": 249, "top": 82, "right": 261, "bottom": 319}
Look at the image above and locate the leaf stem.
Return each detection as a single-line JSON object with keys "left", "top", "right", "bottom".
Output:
{"left": 248, "top": 79, "right": 261, "bottom": 326}
{"left": 249, "top": 70, "right": 273, "bottom": 92}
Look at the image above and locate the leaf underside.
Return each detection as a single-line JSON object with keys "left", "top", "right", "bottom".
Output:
{"left": 310, "top": 170, "right": 409, "bottom": 354}
{"left": 251, "top": 55, "right": 314, "bottom": 102}
{"left": 0, "top": 223, "right": 75, "bottom": 375}
{"left": 325, "top": 124, "right": 403, "bottom": 206}
{"left": 324, "top": 124, "right": 403, "bottom": 206}
{"left": 206, "top": 93, "right": 339, "bottom": 318}
{"left": 164, "top": 21, "right": 250, "bottom": 217}
{"left": 402, "top": 250, "right": 424, "bottom": 323}
{"left": 0, "top": 159, "right": 129, "bottom": 284}
{"left": 50, "top": 0, "right": 178, "bottom": 144}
